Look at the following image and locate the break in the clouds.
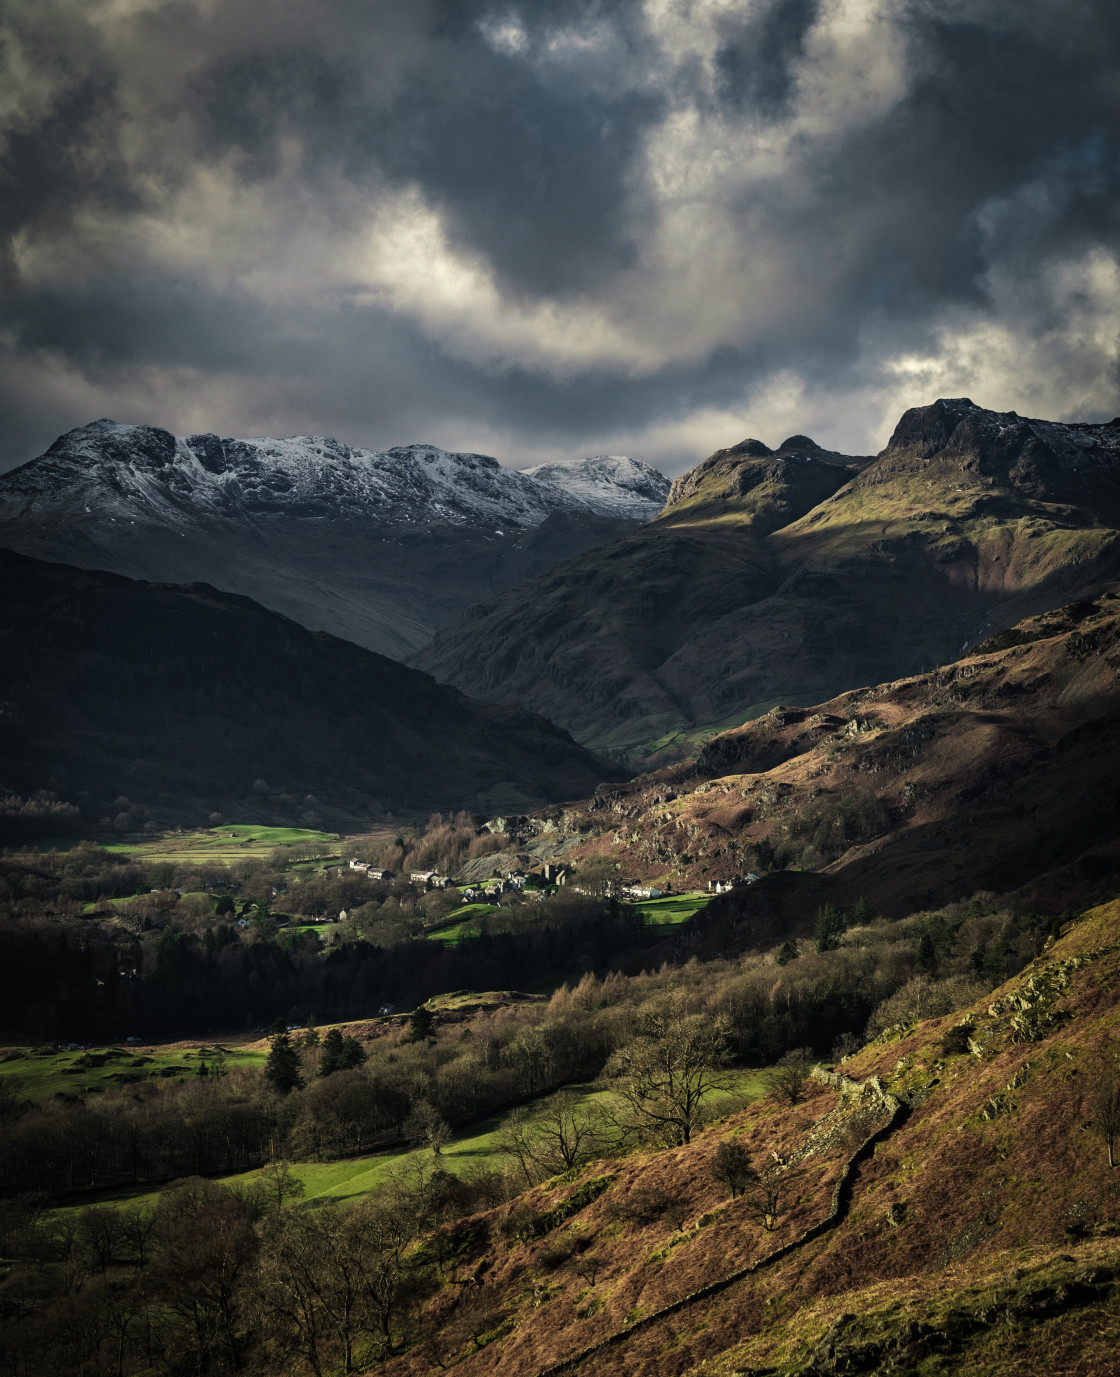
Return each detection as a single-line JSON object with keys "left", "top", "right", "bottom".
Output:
{"left": 1, "top": 0, "right": 1119, "bottom": 473}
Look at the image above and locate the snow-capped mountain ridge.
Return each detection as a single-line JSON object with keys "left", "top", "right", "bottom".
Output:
{"left": 3, "top": 421, "right": 668, "bottom": 528}
{"left": 521, "top": 453, "right": 671, "bottom": 517}
{"left": 0, "top": 421, "right": 669, "bottom": 660}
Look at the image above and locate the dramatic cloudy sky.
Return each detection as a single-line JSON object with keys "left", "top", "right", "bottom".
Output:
{"left": 2, "top": 0, "right": 1119, "bottom": 474}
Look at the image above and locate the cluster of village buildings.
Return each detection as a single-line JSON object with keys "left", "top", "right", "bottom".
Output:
{"left": 219, "top": 860, "right": 761, "bottom": 940}
{"left": 347, "top": 857, "right": 758, "bottom": 899}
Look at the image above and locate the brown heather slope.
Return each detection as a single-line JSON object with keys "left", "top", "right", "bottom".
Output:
{"left": 540, "top": 592, "right": 1120, "bottom": 933}
{"left": 414, "top": 400, "right": 1120, "bottom": 760}
{"left": 372, "top": 901, "right": 1120, "bottom": 1377}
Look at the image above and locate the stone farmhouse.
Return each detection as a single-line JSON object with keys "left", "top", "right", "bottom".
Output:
{"left": 348, "top": 859, "right": 392, "bottom": 879}
{"left": 411, "top": 870, "right": 451, "bottom": 889}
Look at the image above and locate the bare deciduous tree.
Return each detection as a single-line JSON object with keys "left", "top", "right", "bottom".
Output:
{"left": 405, "top": 1100, "right": 452, "bottom": 1156}
{"left": 495, "top": 1090, "right": 613, "bottom": 1185}
{"left": 605, "top": 993, "right": 730, "bottom": 1146}
{"left": 710, "top": 1139, "right": 756, "bottom": 1198}
{"left": 258, "top": 1160, "right": 306, "bottom": 1211}
{"left": 763, "top": 1048, "right": 816, "bottom": 1105}
{"left": 741, "top": 1165, "right": 803, "bottom": 1232}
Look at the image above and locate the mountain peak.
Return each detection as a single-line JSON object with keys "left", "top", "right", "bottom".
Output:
{"left": 660, "top": 432, "right": 860, "bottom": 524}
{"left": 717, "top": 438, "right": 773, "bottom": 459}
{"left": 519, "top": 454, "right": 670, "bottom": 518}
{"left": 0, "top": 421, "right": 670, "bottom": 658}
{"left": 875, "top": 398, "right": 1120, "bottom": 518}
{"left": 884, "top": 396, "right": 984, "bottom": 457}
{"left": 0, "top": 423, "right": 657, "bottom": 527}
{"left": 776, "top": 434, "right": 822, "bottom": 453}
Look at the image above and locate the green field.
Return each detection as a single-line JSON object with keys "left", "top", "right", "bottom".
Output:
{"left": 632, "top": 891, "right": 712, "bottom": 928}
{"left": 425, "top": 902, "right": 501, "bottom": 943}
{"left": 0, "top": 1043, "right": 267, "bottom": 1102}
{"left": 48, "top": 1069, "right": 769, "bottom": 1216}
{"left": 102, "top": 824, "right": 342, "bottom": 866}
{"left": 424, "top": 893, "right": 711, "bottom": 947}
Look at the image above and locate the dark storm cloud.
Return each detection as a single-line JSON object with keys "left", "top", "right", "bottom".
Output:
{"left": 1, "top": 0, "right": 1119, "bottom": 473}
{"left": 187, "top": 0, "right": 659, "bottom": 295}
{"left": 714, "top": 0, "right": 821, "bottom": 115}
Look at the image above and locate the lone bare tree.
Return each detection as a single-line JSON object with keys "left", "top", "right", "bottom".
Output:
{"left": 258, "top": 1160, "right": 306, "bottom": 1212}
{"left": 710, "top": 1140, "right": 756, "bottom": 1198}
{"left": 605, "top": 993, "right": 730, "bottom": 1146}
{"left": 495, "top": 1090, "right": 613, "bottom": 1185}
{"left": 764, "top": 1048, "right": 816, "bottom": 1105}
{"left": 741, "top": 1164, "right": 803, "bottom": 1231}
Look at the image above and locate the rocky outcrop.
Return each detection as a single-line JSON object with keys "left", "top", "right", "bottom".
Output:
{"left": 791, "top": 1268, "right": 1119, "bottom": 1376}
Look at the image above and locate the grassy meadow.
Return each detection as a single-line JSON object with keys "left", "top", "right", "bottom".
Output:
{"left": 100, "top": 823, "right": 343, "bottom": 866}
{"left": 0, "top": 1042, "right": 267, "bottom": 1103}
{"left": 424, "top": 901, "right": 502, "bottom": 942}
{"left": 422, "top": 892, "right": 711, "bottom": 947}
{"left": 45, "top": 1068, "right": 770, "bottom": 1217}
{"left": 631, "top": 890, "right": 711, "bottom": 927}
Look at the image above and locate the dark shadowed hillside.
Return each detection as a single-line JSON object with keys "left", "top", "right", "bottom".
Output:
{"left": 0, "top": 550, "right": 620, "bottom": 826}
{"left": 415, "top": 401, "right": 1120, "bottom": 759}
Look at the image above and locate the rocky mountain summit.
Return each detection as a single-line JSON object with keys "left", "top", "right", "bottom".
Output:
{"left": 522, "top": 454, "right": 673, "bottom": 517}
{"left": 415, "top": 399, "right": 1120, "bottom": 758}
{"left": 0, "top": 421, "right": 670, "bottom": 659}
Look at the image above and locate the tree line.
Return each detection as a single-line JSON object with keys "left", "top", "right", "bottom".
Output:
{"left": 0, "top": 893, "right": 1054, "bottom": 1201}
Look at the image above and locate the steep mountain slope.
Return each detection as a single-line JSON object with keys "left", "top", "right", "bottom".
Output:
{"left": 415, "top": 401, "right": 1120, "bottom": 758}
{"left": 375, "top": 900, "right": 1120, "bottom": 1377}
{"left": 542, "top": 594, "right": 1120, "bottom": 931}
{"left": 0, "top": 549, "right": 619, "bottom": 825}
{"left": 0, "top": 422, "right": 669, "bottom": 660}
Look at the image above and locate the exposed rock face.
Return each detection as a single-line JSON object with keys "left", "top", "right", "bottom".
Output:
{"left": 415, "top": 400, "right": 1120, "bottom": 758}
{"left": 0, "top": 422, "right": 670, "bottom": 659}
{"left": 0, "top": 548, "right": 620, "bottom": 824}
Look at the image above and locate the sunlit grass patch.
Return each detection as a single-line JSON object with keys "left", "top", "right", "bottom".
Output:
{"left": 102, "top": 824, "right": 341, "bottom": 865}
{"left": 0, "top": 1042, "right": 267, "bottom": 1103}
{"left": 425, "top": 902, "right": 502, "bottom": 943}
{"left": 631, "top": 891, "right": 711, "bottom": 928}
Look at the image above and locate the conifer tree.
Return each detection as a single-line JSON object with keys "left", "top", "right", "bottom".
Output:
{"left": 814, "top": 903, "right": 846, "bottom": 953}
{"left": 264, "top": 1029, "right": 303, "bottom": 1093}
{"left": 319, "top": 1027, "right": 344, "bottom": 1077}
{"left": 338, "top": 1035, "right": 366, "bottom": 1070}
